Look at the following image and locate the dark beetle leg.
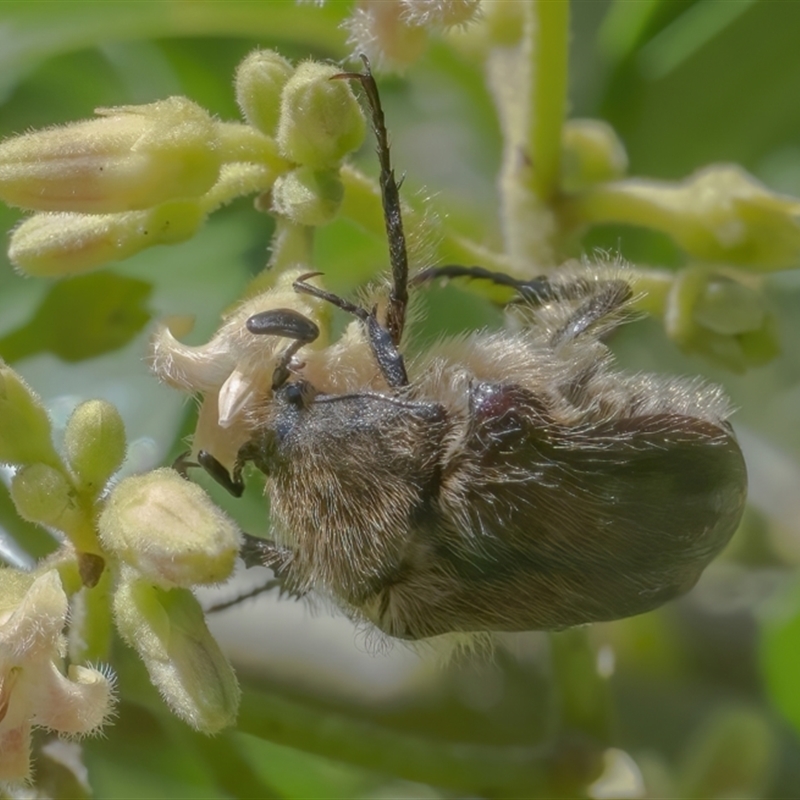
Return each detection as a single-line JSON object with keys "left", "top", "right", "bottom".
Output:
{"left": 332, "top": 57, "right": 409, "bottom": 347}
{"left": 411, "top": 264, "right": 559, "bottom": 306}
{"left": 293, "top": 272, "right": 409, "bottom": 388}
{"left": 413, "top": 266, "right": 633, "bottom": 326}
{"left": 206, "top": 537, "right": 305, "bottom": 612}
{"left": 196, "top": 450, "right": 245, "bottom": 497}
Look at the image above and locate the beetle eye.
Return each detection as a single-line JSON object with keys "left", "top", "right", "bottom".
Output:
{"left": 282, "top": 380, "right": 316, "bottom": 408}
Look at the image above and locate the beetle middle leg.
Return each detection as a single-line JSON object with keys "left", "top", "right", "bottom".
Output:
{"left": 293, "top": 272, "right": 409, "bottom": 388}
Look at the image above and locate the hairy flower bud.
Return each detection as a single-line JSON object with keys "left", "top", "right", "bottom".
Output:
{"left": 665, "top": 268, "right": 779, "bottom": 371}
{"left": 9, "top": 463, "right": 73, "bottom": 528}
{"left": 98, "top": 469, "right": 240, "bottom": 589}
{"left": 64, "top": 400, "right": 126, "bottom": 494}
{"left": 0, "top": 97, "right": 221, "bottom": 213}
{"left": 271, "top": 165, "right": 344, "bottom": 226}
{"left": 277, "top": 61, "right": 366, "bottom": 168}
{"left": 0, "top": 362, "right": 60, "bottom": 468}
{"left": 235, "top": 49, "right": 293, "bottom": 136}
{"left": 576, "top": 165, "right": 800, "bottom": 269}
{"left": 9, "top": 200, "right": 205, "bottom": 276}
{"left": 112, "top": 572, "right": 239, "bottom": 733}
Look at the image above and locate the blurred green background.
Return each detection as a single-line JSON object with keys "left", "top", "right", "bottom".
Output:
{"left": 2, "top": 1, "right": 800, "bottom": 797}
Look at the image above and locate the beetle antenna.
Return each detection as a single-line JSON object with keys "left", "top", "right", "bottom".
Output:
{"left": 333, "top": 55, "right": 409, "bottom": 346}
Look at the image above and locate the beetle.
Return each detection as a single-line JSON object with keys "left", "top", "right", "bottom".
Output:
{"left": 170, "top": 60, "right": 747, "bottom": 640}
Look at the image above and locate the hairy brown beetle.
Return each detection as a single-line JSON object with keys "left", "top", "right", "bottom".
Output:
{"left": 163, "top": 60, "right": 747, "bottom": 640}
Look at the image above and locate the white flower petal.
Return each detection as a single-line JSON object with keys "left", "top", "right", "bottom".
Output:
{"left": 0, "top": 571, "right": 67, "bottom": 662}
{"left": 31, "top": 661, "right": 115, "bottom": 736}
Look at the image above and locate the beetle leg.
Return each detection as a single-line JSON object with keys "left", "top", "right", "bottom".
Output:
{"left": 194, "top": 449, "right": 245, "bottom": 497}
{"left": 332, "top": 57, "right": 409, "bottom": 347}
{"left": 550, "top": 280, "right": 632, "bottom": 346}
{"left": 206, "top": 537, "right": 306, "bottom": 612}
{"left": 293, "top": 272, "right": 409, "bottom": 388}
{"left": 411, "top": 264, "right": 559, "bottom": 305}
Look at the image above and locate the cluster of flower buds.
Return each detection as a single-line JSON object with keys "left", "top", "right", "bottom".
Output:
{"left": 0, "top": 362, "right": 242, "bottom": 782}
{"left": 0, "top": 52, "right": 367, "bottom": 278}
{"left": 557, "top": 156, "right": 791, "bottom": 369}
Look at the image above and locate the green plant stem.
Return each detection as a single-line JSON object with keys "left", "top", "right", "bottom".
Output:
{"left": 527, "top": 0, "right": 570, "bottom": 203}
{"left": 236, "top": 687, "right": 602, "bottom": 797}
{"left": 215, "top": 123, "right": 289, "bottom": 169}
{"left": 70, "top": 565, "right": 113, "bottom": 663}
{"left": 200, "top": 163, "right": 283, "bottom": 216}
{"left": 559, "top": 180, "right": 683, "bottom": 234}
{"left": 487, "top": 0, "right": 571, "bottom": 269}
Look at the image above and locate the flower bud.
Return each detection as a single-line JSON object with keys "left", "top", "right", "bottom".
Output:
{"left": 277, "top": 61, "right": 366, "bottom": 168}
{"left": 271, "top": 165, "right": 344, "bottom": 226}
{"left": 64, "top": 400, "right": 126, "bottom": 494}
{"left": 9, "top": 463, "right": 73, "bottom": 527}
{"left": 578, "top": 165, "right": 800, "bottom": 269}
{"left": 98, "top": 468, "right": 240, "bottom": 589}
{"left": 235, "top": 49, "right": 293, "bottom": 136}
{"left": 9, "top": 200, "right": 205, "bottom": 276}
{"left": 112, "top": 573, "right": 240, "bottom": 733}
{"left": 0, "top": 97, "right": 221, "bottom": 213}
{"left": 665, "top": 268, "right": 779, "bottom": 371}
{"left": 561, "top": 119, "right": 628, "bottom": 192}
{"left": 0, "top": 363, "right": 60, "bottom": 468}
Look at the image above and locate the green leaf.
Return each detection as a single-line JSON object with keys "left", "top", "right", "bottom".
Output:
{"left": 0, "top": 272, "right": 151, "bottom": 363}
{"left": 761, "top": 581, "right": 800, "bottom": 737}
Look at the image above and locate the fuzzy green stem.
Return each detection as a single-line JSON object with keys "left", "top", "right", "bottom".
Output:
{"left": 527, "top": 0, "right": 570, "bottom": 203}
{"left": 236, "top": 687, "right": 602, "bottom": 796}
{"left": 215, "top": 122, "right": 289, "bottom": 169}
{"left": 559, "top": 180, "right": 683, "bottom": 235}
{"left": 199, "top": 163, "right": 284, "bottom": 216}
{"left": 487, "top": 0, "right": 572, "bottom": 269}
{"left": 70, "top": 565, "right": 113, "bottom": 663}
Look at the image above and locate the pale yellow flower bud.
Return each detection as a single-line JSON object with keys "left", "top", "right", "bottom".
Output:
{"left": 277, "top": 61, "right": 366, "bottom": 168}
{"left": 0, "top": 362, "right": 60, "bottom": 468}
{"left": 98, "top": 468, "right": 240, "bottom": 589}
{"left": 573, "top": 165, "right": 800, "bottom": 270}
{"left": 9, "top": 200, "right": 205, "bottom": 276}
{"left": 235, "top": 49, "right": 293, "bottom": 136}
{"left": 64, "top": 400, "right": 126, "bottom": 494}
{"left": 0, "top": 97, "right": 221, "bottom": 213}
{"left": 9, "top": 463, "right": 73, "bottom": 528}
{"left": 561, "top": 119, "right": 628, "bottom": 192}
{"left": 112, "top": 572, "right": 240, "bottom": 733}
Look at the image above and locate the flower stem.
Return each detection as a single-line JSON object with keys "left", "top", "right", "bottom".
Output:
{"left": 236, "top": 686, "right": 602, "bottom": 796}
{"left": 527, "top": 0, "right": 570, "bottom": 204}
